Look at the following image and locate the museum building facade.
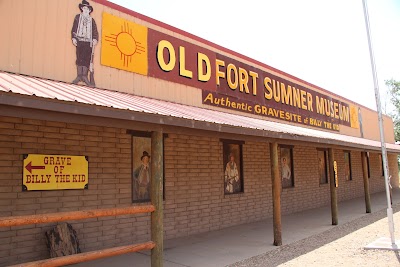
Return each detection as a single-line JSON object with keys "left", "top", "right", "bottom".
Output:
{"left": 0, "top": 0, "right": 399, "bottom": 265}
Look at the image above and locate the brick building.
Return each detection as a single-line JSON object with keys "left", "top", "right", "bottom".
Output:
{"left": 0, "top": 0, "right": 399, "bottom": 265}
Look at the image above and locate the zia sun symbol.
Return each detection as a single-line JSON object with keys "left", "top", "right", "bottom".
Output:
{"left": 105, "top": 22, "right": 146, "bottom": 67}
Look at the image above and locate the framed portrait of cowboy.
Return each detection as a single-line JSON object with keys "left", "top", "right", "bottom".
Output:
{"left": 132, "top": 135, "right": 151, "bottom": 202}
{"left": 130, "top": 131, "right": 165, "bottom": 203}
{"left": 344, "top": 151, "right": 352, "bottom": 181}
{"left": 317, "top": 149, "right": 328, "bottom": 184}
{"left": 280, "top": 145, "right": 294, "bottom": 188}
{"left": 222, "top": 140, "right": 244, "bottom": 195}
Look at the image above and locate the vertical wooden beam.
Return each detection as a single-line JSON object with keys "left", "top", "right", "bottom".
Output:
{"left": 328, "top": 148, "right": 338, "bottom": 225}
{"left": 361, "top": 152, "right": 372, "bottom": 213}
{"left": 151, "top": 131, "right": 163, "bottom": 267}
{"left": 270, "top": 142, "right": 282, "bottom": 246}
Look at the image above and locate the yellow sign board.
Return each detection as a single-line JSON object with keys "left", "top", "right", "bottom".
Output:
{"left": 333, "top": 160, "right": 338, "bottom": 188}
{"left": 101, "top": 12, "right": 148, "bottom": 75}
{"left": 350, "top": 105, "right": 359, "bottom": 129}
{"left": 23, "top": 154, "right": 88, "bottom": 191}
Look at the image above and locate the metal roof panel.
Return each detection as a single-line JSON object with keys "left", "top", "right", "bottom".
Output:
{"left": 0, "top": 71, "right": 399, "bottom": 152}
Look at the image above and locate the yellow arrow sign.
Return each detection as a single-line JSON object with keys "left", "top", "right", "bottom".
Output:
{"left": 23, "top": 154, "right": 88, "bottom": 191}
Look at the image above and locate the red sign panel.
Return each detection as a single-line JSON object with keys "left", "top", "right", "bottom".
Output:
{"left": 145, "top": 28, "right": 350, "bottom": 131}
{"left": 148, "top": 29, "right": 216, "bottom": 92}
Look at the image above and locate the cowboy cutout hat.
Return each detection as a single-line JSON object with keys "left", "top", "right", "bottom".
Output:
{"left": 79, "top": 0, "right": 94, "bottom": 13}
{"left": 141, "top": 151, "right": 151, "bottom": 160}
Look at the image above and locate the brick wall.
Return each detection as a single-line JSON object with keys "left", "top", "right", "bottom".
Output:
{"left": 163, "top": 136, "right": 272, "bottom": 239}
{"left": 388, "top": 153, "right": 399, "bottom": 188}
{"left": 0, "top": 116, "right": 150, "bottom": 266}
{"left": 0, "top": 115, "right": 397, "bottom": 265}
{"left": 281, "top": 146, "right": 331, "bottom": 214}
{"left": 335, "top": 150, "right": 365, "bottom": 202}
{"left": 367, "top": 152, "right": 399, "bottom": 191}
{"left": 368, "top": 153, "right": 385, "bottom": 194}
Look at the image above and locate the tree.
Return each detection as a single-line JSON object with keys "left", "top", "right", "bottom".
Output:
{"left": 385, "top": 79, "right": 400, "bottom": 142}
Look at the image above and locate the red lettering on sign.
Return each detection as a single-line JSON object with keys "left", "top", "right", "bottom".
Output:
{"left": 44, "top": 156, "right": 72, "bottom": 165}
{"left": 25, "top": 174, "right": 51, "bottom": 183}
{"left": 55, "top": 174, "right": 72, "bottom": 183}
{"left": 72, "top": 174, "right": 85, "bottom": 182}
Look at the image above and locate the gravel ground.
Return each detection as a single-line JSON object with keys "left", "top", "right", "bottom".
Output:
{"left": 229, "top": 204, "right": 400, "bottom": 267}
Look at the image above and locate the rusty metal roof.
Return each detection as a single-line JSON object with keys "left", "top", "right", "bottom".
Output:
{"left": 0, "top": 71, "right": 399, "bottom": 152}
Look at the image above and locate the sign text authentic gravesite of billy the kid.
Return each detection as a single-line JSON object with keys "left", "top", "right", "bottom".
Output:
{"left": 23, "top": 154, "right": 88, "bottom": 191}
{"left": 101, "top": 12, "right": 361, "bottom": 132}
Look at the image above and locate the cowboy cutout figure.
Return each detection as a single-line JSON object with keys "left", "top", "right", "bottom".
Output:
{"left": 71, "top": 0, "right": 98, "bottom": 87}
{"left": 133, "top": 151, "right": 151, "bottom": 201}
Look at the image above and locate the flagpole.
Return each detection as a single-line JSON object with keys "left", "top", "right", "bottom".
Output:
{"left": 362, "top": 0, "right": 395, "bottom": 245}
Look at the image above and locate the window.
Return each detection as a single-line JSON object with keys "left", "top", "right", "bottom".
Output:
{"left": 317, "top": 149, "right": 328, "bottom": 184}
{"left": 344, "top": 151, "right": 352, "bottom": 181}
{"left": 280, "top": 145, "right": 294, "bottom": 188}
{"left": 222, "top": 140, "right": 244, "bottom": 195}
{"left": 129, "top": 130, "right": 165, "bottom": 203}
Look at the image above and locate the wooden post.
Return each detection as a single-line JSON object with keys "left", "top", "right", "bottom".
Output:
{"left": 328, "top": 148, "right": 338, "bottom": 225}
{"left": 270, "top": 142, "right": 282, "bottom": 246}
{"left": 361, "top": 152, "right": 372, "bottom": 213}
{"left": 151, "top": 131, "right": 163, "bottom": 267}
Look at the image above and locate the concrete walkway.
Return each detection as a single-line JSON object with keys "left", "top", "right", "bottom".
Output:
{"left": 73, "top": 189, "right": 399, "bottom": 267}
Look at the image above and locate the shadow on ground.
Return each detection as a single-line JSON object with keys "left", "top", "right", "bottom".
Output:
{"left": 229, "top": 204, "right": 400, "bottom": 267}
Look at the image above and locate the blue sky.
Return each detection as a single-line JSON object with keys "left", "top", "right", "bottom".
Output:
{"left": 109, "top": 0, "right": 400, "bottom": 113}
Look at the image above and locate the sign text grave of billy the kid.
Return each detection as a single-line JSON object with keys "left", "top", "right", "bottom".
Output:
{"left": 23, "top": 154, "right": 88, "bottom": 191}
{"left": 101, "top": 13, "right": 358, "bottom": 132}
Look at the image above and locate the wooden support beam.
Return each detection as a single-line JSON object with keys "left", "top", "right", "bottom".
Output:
{"left": 8, "top": 241, "right": 155, "bottom": 267}
{"left": 151, "top": 131, "right": 164, "bottom": 267}
{"left": 0, "top": 205, "right": 155, "bottom": 228}
{"left": 270, "top": 142, "right": 282, "bottom": 246}
{"left": 362, "top": 152, "right": 372, "bottom": 213}
{"left": 328, "top": 148, "right": 338, "bottom": 225}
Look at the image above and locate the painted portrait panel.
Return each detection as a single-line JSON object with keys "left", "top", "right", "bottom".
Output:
{"left": 280, "top": 146, "right": 294, "bottom": 188}
{"left": 379, "top": 154, "right": 385, "bottom": 176}
{"left": 223, "top": 142, "right": 243, "bottom": 194}
{"left": 344, "top": 151, "right": 352, "bottom": 181}
{"left": 132, "top": 136, "right": 151, "bottom": 202}
{"left": 318, "top": 150, "right": 328, "bottom": 184}
{"left": 367, "top": 152, "right": 371, "bottom": 178}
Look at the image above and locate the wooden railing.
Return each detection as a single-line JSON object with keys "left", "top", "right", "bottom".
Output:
{"left": 1, "top": 205, "right": 155, "bottom": 267}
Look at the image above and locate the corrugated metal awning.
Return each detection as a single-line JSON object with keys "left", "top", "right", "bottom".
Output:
{"left": 0, "top": 71, "right": 399, "bottom": 152}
